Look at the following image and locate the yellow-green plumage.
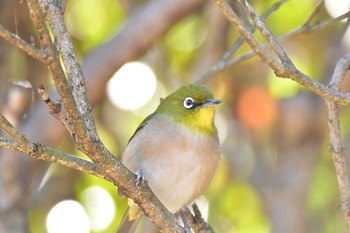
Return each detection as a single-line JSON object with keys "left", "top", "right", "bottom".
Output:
{"left": 156, "top": 84, "right": 218, "bottom": 135}
{"left": 121, "top": 84, "right": 221, "bottom": 222}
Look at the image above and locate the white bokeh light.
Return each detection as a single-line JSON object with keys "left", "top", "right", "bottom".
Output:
{"left": 46, "top": 200, "right": 90, "bottom": 233}
{"left": 82, "top": 186, "right": 116, "bottom": 231}
{"left": 325, "top": 0, "right": 350, "bottom": 19}
{"left": 107, "top": 62, "right": 157, "bottom": 110}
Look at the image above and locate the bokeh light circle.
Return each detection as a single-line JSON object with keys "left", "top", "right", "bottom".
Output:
{"left": 82, "top": 186, "right": 116, "bottom": 231}
{"left": 325, "top": 0, "right": 350, "bottom": 19}
{"left": 46, "top": 200, "right": 90, "bottom": 233}
{"left": 107, "top": 62, "right": 157, "bottom": 110}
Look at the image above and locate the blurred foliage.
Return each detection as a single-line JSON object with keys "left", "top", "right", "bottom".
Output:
{"left": 1, "top": 0, "right": 349, "bottom": 232}
{"left": 65, "top": 0, "right": 126, "bottom": 53}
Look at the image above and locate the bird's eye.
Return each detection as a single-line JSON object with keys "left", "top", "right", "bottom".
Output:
{"left": 183, "top": 97, "right": 195, "bottom": 109}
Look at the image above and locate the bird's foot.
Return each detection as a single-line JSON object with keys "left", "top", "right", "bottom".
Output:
{"left": 179, "top": 209, "right": 192, "bottom": 233}
{"left": 134, "top": 170, "right": 145, "bottom": 187}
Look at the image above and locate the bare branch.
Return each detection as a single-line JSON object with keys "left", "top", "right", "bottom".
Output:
{"left": 0, "top": 113, "right": 36, "bottom": 154}
{"left": 237, "top": 0, "right": 295, "bottom": 70}
{"left": 27, "top": 0, "right": 55, "bottom": 64}
{"left": 33, "top": 0, "right": 184, "bottom": 231}
{"left": 0, "top": 137, "right": 20, "bottom": 152}
{"left": 302, "top": 0, "right": 324, "bottom": 26}
{"left": 210, "top": 0, "right": 350, "bottom": 228}
{"left": 221, "top": 0, "right": 286, "bottom": 61}
{"left": 325, "top": 53, "right": 350, "bottom": 230}
{"left": 0, "top": 137, "right": 108, "bottom": 181}
{"left": 37, "top": 84, "right": 76, "bottom": 138}
{"left": 0, "top": 24, "right": 47, "bottom": 63}
{"left": 212, "top": 0, "right": 350, "bottom": 105}
{"left": 198, "top": 0, "right": 287, "bottom": 84}
{"left": 212, "top": 0, "right": 283, "bottom": 73}
{"left": 201, "top": 9, "right": 350, "bottom": 84}
{"left": 183, "top": 203, "right": 214, "bottom": 233}
{"left": 329, "top": 54, "right": 350, "bottom": 89}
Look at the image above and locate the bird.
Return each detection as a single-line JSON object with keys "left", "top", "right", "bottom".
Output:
{"left": 117, "top": 84, "right": 221, "bottom": 232}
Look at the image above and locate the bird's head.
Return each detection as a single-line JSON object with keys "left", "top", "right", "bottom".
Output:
{"left": 156, "top": 84, "right": 221, "bottom": 135}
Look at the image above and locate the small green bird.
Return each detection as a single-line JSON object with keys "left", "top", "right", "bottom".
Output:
{"left": 118, "top": 84, "right": 221, "bottom": 232}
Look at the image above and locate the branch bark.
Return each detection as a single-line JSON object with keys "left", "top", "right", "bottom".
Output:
{"left": 325, "top": 53, "right": 350, "bottom": 230}
{"left": 0, "top": 0, "right": 208, "bottom": 231}
{"left": 2, "top": 0, "right": 350, "bottom": 232}
{"left": 0, "top": 24, "right": 46, "bottom": 63}
{"left": 30, "top": 0, "right": 184, "bottom": 232}
{"left": 212, "top": 0, "right": 350, "bottom": 105}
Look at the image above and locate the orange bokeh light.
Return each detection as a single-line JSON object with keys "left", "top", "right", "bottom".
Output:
{"left": 237, "top": 85, "right": 278, "bottom": 131}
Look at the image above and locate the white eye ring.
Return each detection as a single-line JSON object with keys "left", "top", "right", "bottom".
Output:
{"left": 183, "top": 97, "right": 195, "bottom": 109}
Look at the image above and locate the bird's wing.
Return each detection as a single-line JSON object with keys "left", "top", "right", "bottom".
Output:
{"left": 126, "top": 113, "right": 155, "bottom": 145}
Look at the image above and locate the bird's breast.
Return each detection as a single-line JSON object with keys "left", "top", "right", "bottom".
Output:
{"left": 122, "top": 114, "right": 220, "bottom": 213}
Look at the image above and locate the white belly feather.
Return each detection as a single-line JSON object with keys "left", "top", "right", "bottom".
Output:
{"left": 122, "top": 114, "right": 220, "bottom": 213}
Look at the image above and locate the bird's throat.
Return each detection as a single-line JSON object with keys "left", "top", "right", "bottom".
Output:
{"left": 185, "top": 107, "right": 216, "bottom": 135}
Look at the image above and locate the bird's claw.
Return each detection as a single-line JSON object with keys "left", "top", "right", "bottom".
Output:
{"left": 179, "top": 209, "right": 192, "bottom": 233}
{"left": 134, "top": 170, "right": 144, "bottom": 187}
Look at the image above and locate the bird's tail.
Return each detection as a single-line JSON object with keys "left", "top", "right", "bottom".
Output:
{"left": 116, "top": 207, "right": 141, "bottom": 233}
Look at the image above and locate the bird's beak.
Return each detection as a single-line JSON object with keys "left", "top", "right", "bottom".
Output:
{"left": 201, "top": 99, "right": 221, "bottom": 108}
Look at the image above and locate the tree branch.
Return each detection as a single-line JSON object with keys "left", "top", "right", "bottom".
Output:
{"left": 210, "top": 0, "right": 350, "bottom": 228}
{"left": 220, "top": 0, "right": 286, "bottom": 61}
{"left": 183, "top": 203, "right": 215, "bottom": 233}
{"left": 0, "top": 137, "right": 108, "bottom": 181}
{"left": 198, "top": 0, "right": 287, "bottom": 84}
{"left": 37, "top": 84, "right": 76, "bottom": 138}
{"left": 30, "top": 0, "right": 184, "bottom": 232}
{"left": 200, "top": 6, "right": 350, "bottom": 84}
{"left": 0, "top": 24, "right": 47, "bottom": 63}
{"left": 212, "top": 0, "right": 283, "bottom": 73}
{"left": 0, "top": 112, "right": 36, "bottom": 154}
{"left": 0, "top": 0, "right": 209, "bottom": 231}
{"left": 237, "top": 0, "right": 294, "bottom": 68}
{"left": 212, "top": 0, "right": 350, "bottom": 105}
{"left": 325, "top": 53, "right": 350, "bottom": 230}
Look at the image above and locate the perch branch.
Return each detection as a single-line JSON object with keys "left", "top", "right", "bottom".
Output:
{"left": 183, "top": 203, "right": 215, "bottom": 233}
{"left": 33, "top": 0, "right": 183, "bottom": 231}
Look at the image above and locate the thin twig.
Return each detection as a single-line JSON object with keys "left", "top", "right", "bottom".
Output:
{"left": 37, "top": 84, "right": 76, "bottom": 138}
{"left": 223, "top": 10, "right": 350, "bottom": 73}
{"left": 183, "top": 203, "right": 214, "bottom": 233}
{"left": 212, "top": 0, "right": 283, "bottom": 74}
{"left": 200, "top": 0, "right": 286, "bottom": 82}
{"left": 0, "top": 137, "right": 109, "bottom": 182}
{"left": 303, "top": 0, "right": 324, "bottom": 26}
{"left": 201, "top": 8, "right": 350, "bottom": 84}
{"left": 27, "top": 0, "right": 80, "bottom": 141}
{"left": 237, "top": 0, "right": 295, "bottom": 71}
{"left": 0, "top": 113, "right": 36, "bottom": 154}
{"left": 221, "top": 0, "right": 286, "bottom": 61}
{"left": 0, "top": 24, "right": 47, "bottom": 63}
{"left": 211, "top": 0, "right": 350, "bottom": 105}
{"left": 27, "top": 0, "right": 56, "bottom": 64}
